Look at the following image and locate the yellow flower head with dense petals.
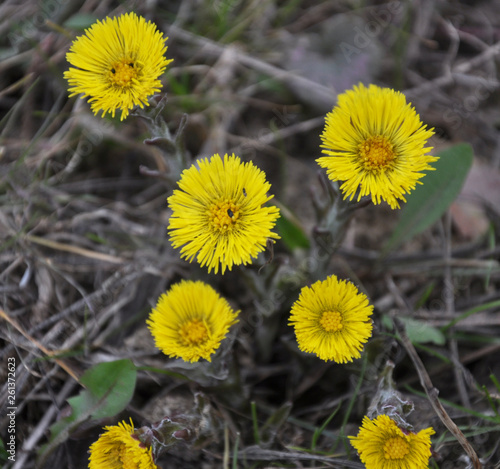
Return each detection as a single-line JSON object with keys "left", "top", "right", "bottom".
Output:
{"left": 288, "top": 275, "right": 373, "bottom": 363}
{"left": 317, "top": 83, "right": 437, "bottom": 209}
{"left": 64, "top": 12, "right": 172, "bottom": 120}
{"left": 167, "top": 153, "right": 280, "bottom": 275}
{"left": 88, "top": 418, "right": 157, "bottom": 469}
{"left": 146, "top": 280, "right": 239, "bottom": 362}
{"left": 349, "top": 415, "right": 435, "bottom": 469}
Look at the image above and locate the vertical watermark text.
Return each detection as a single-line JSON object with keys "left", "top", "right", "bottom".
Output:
{"left": 6, "top": 357, "right": 16, "bottom": 462}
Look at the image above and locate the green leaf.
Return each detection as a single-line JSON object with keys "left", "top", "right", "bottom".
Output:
{"left": 76, "top": 358, "right": 137, "bottom": 419}
{"left": 0, "top": 437, "right": 8, "bottom": 464}
{"left": 64, "top": 13, "right": 99, "bottom": 31}
{"left": 274, "top": 204, "right": 310, "bottom": 250}
{"left": 383, "top": 143, "right": 473, "bottom": 254}
{"left": 400, "top": 317, "right": 446, "bottom": 345}
{"left": 39, "top": 360, "right": 137, "bottom": 464}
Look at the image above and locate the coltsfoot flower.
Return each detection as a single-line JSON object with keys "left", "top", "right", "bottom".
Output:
{"left": 167, "top": 153, "right": 280, "bottom": 274}
{"left": 288, "top": 275, "right": 373, "bottom": 363}
{"left": 88, "top": 418, "right": 157, "bottom": 469}
{"left": 147, "top": 280, "right": 239, "bottom": 362}
{"left": 64, "top": 12, "right": 172, "bottom": 120}
{"left": 349, "top": 414, "right": 435, "bottom": 469}
{"left": 317, "top": 83, "right": 437, "bottom": 209}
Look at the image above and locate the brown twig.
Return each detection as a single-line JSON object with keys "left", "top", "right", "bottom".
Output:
{"left": 168, "top": 24, "right": 337, "bottom": 112}
{"left": 406, "top": 40, "right": 500, "bottom": 98}
{"left": 237, "top": 447, "right": 364, "bottom": 468}
{"left": 0, "top": 308, "right": 81, "bottom": 384}
{"left": 392, "top": 316, "right": 482, "bottom": 469}
{"left": 25, "top": 234, "right": 125, "bottom": 264}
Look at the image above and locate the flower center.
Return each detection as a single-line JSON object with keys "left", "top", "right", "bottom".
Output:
{"left": 119, "top": 444, "right": 136, "bottom": 469}
{"left": 383, "top": 436, "right": 410, "bottom": 460}
{"left": 179, "top": 319, "right": 209, "bottom": 346}
{"left": 108, "top": 59, "right": 138, "bottom": 88}
{"left": 319, "top": 311, "right": 343, "bottom": 332}
{"left": 358, "top": 135, "right": 395, "bottom": 171}
{"left": 209, "top": 200, "right": 240, "bottom": 232}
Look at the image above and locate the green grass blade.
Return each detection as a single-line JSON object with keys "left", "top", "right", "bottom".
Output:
{"left": 251, "top": 401, "right": 260, "bottom": 445}
{"left": 441, "top": 299, "right": 500, "bottom": 333}
{"left": 490, "top": 373, "right": 500, "bottom": 394}
{"left": 405, "top": 385, "right": 500, "bottom": 424}
{"left": 311, "top": 402, "right": 342, "bottom": 450}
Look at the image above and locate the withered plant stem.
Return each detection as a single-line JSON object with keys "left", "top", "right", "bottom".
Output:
{"left": 392, "top": 316, "right": 482, "bottom": 469}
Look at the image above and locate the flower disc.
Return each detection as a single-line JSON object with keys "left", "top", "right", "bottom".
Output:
{"left": 64, "top": 12, "right": 172, "bottom": 120}
{"left": 317, "top": 83, "right": 437, "bottom": 209}
{"left": 89, "top": 418, "right": 157, "bottom": 469}
{"left": 147, "top": 280, "right": 239, "bottom": 362}
{"left": 289, "top": 275, "right": 373, "bottom": 363}
{"left": 349, "top": 415, "right": 435, "bottom": 469}
{"left": 167, "top": 153, "right": 280, "bottom": 274}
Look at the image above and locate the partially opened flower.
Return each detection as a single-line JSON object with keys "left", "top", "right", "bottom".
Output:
{"left": 64, "top": 12, "right": 172, "bottom": 120}
{"left": 147, "top": 280, "right": 239, "bottom": 362}
{"left": 317, "top": 83, "right": 437, "bottom": 209}
{"left": 288, "top": 275, "right": 373, "bottom": 363}
{"left": 89, "top": 418, "right": 157, "bottom": 469}
{"left": 349, "top": 414, "right": 435, "bottom": 469}
{"left": 167, "top": 153, "right": 280, "bottom": 274}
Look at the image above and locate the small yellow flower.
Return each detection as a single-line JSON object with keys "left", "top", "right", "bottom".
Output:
{"left": 146, "top": 280, "right": 239, "bottom": 362}
{"left": 167, "top": 153, "right": 280, "bottom": 274}
{"left": 88, "top": 418, "right": 157, "bottom": 469}
{"left": 288, "top": 275, "right": 373, "bottom": 363}
{"left": 64, "top": 12, "right": 172, "bottom": 120}
{"left": 349, "top": 414, "right": 435, "bottom": 469}
{"left": 317, "top": 83, "right": 437, "bottom": 209}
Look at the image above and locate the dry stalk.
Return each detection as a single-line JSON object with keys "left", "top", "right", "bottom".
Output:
{"left": 0, "top": 308, "right": 80, "bottom": 384}
{"left": 392, "top": 316, "right": 482, "bottom": 469}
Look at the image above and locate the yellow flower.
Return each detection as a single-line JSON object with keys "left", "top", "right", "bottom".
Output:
{"left": 167, "top": 153, "right": 280, "bottom": 274}
{"left": 288, "top": 275, "right": 373, "bottom": 363}
{"left": 146, "top": 280, "right": 239, "bottom": 362}
{"left": 317, "top": 83, "right": 437, "bottom": 209}
{"left": 349, "top": 415, "right": 435, "bottom": 469}
{"left": 88, "top": 418, "right": 157, "bottom": 469}
{"left": 64, "top": 12, "right": 172, "bottom": 120}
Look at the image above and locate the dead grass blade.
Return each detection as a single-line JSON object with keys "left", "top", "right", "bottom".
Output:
{"left": 393, "top": 316, "right": 482, "bottom": 469}
{"left": 0, "top": 308, "right": 80, "bottom": 384}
